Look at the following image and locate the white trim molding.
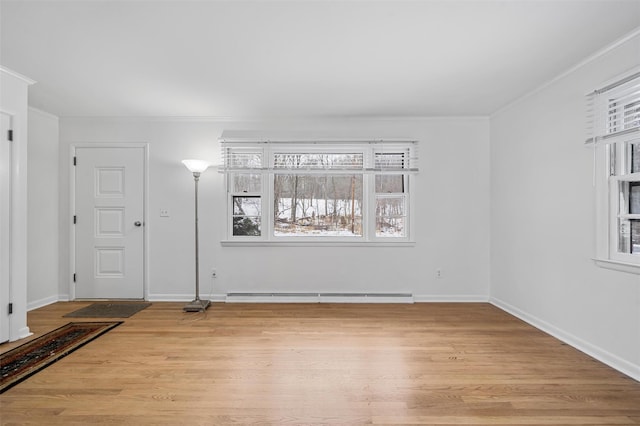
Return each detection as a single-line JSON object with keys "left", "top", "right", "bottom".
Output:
{"left": 225, "top": 292, "right": 414, "bottom": 304}
{"left": 491, "top": 297, "right": 640, "bottom": 382}
{"left": 0, "top": 66, "right": 36, "bottom": 85}
{"left": 147, "top": 293, "right": 227, "bottom": 303}
{"left": 413, "top": 294, "right": 489, "bottom": 303}
{"left": 593, "top": 258, "right": 640, "bottom": 275}
{"left": 492, "top": 26, "right": 640, "bottom": 117}
{"left": 27, "top": 295, "right": 62, "bottom": 311}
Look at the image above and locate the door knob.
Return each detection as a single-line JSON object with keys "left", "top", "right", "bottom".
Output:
{"left": 134, "top": 221, "right": 142, "bottom": 227}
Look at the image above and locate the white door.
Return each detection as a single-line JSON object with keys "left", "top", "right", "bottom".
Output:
{"left": 0, "top": 113, "right": 12, "bottom": 342}
{"left": 75, "top": 146, "right": 145, "bottom": 299}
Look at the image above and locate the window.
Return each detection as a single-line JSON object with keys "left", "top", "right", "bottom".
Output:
{"left": 227, "top": 149, "right": 263, "bottom": 236}
{"left": 610, "top": 142, "right": 640, "bottom": 259}
{"left": 375, "top": 152, "right": 408, "bottom": 237}
{"left": 589, "top": 70, "right": 640, "bottom": 271}
{"left": 222, "top": 140, "right": 417, "bottom": 243}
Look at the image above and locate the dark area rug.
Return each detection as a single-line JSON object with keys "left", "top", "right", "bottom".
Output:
{"left": 0, "top": 321, "right": 122, "bottom": 393}
{"left": 64, "top": 302, "right": 151, "bottom": 318}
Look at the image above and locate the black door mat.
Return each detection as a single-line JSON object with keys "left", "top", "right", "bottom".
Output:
{"left": 64, "top": 302, "right": 151, "bottom": 318}
{"left": 1, "top": 321, "right": 122, "bottom": 393}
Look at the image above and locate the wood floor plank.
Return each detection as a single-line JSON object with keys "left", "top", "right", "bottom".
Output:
{"left": 1, "top": 302, "right": 640, "bottom": 425}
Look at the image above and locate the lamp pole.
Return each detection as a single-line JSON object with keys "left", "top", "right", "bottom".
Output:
{"left": 182, "top": 160, "right": 211, "bottom": 312}
{"left": 193, "top": 171, "right": 202, "bottom": 302}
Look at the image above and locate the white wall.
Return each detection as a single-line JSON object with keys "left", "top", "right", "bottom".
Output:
{"left": 58, "top": 117, "right": 490, "bottom": 302}
{"left": 490, "top": 34, "right": 640, "bottom": 380}
{"left": 27, "top": 107, "right": 59, "bottom": 309}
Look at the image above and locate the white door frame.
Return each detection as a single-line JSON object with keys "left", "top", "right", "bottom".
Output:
{"left": 70, "top": 143, "right": 149, "bottom": 300}
{"left": 0, "top": 112, "right": 13, "bottom": 342}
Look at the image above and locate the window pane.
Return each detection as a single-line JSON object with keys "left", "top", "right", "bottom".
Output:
{"left": 632, "top": 143, "right": 640, "bottom": 173}
{"left": 375, "top": 175, "right": 404, "bottom": 193}
{"left": 273, "top": 175, "right": 363, "bottom": 236}
{"left": 618, "top": 218, "right": 630, "bottom": 254}
{"left": 232, "top": 196, "right": 261, "bottom": 236}
{"left": 631, "top": 182, "right": 640, "bottom": 214}
{"left": 233, "top": 196, "right": 261, "bottom": 216}
{"left": 376, "top": 196, "right": 405, "bottom": 237}
{"left": 233, "top": 217, "right": 261, "bottom": 236}
{"left": 273, "top": 153, "right": 363, "bottom": 170}
{"left": 232, "top": 173, "right": 261, "bottom": 193}
{"left": 617, "top": 218, "right": 640, "bottom": 254}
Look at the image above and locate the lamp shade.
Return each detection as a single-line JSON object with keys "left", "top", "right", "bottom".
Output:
{"left": 182, "top": 159, "right": 211, "bottom": 173}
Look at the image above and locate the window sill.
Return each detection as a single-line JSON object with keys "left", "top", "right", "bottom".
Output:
{"left": 221, "top": 240, "right": 416, "bottom": 247}
{"left": 592, "top": 258, "right": 640, "bottom": 275}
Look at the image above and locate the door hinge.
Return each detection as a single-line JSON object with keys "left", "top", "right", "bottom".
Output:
{"left": 73, "top": 156, "right": 77, "bottom": 166}
{"left": 8, "top": 303, "right": 13, "bottom": 315}
{"left": 7, "top": 129, "right": 13, "bottom": 141}
{"left": 73, "top": 273, "right": 76, "bottom": 283}
{"left": 73, "top": 215, "right": 77, "bottom": 224}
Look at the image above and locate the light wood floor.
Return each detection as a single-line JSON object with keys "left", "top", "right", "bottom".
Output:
{"left": 1, "top": 302, "right": 640, "bottom": 425}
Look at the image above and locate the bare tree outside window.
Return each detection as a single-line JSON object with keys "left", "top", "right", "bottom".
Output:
{"left": 274, "top": 174, "right": 363, "bottom": 236}
{"left": 232, "top": 196, "right": 261, "bottom": 236}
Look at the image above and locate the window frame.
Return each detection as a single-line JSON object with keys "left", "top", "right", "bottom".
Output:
{"left": 222, "top": 140, "right": 417, "bottom": 246}
{"left": 607, "top": 141, "right": 640, "bottom": 265}
{"left": 591, "top": 70, "right": 640, "bottom": 274}
{"left": 373, "top": 150, "right": 410, "bottom": 239}
{"left": 226, "top": 147, "right": 266, "bottom": 239}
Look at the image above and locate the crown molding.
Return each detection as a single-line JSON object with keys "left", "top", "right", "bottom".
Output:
{"left": 0, "top": 66, "right": 36, "bottom": 85}
{"left": 59, "top": 114, "right": 489, "bottom": 123}
{"left": 28, "top": 106, "right": 59, "bottom": 121}
{"left": 491, "top": 26, "right": 640, "bottom": 118}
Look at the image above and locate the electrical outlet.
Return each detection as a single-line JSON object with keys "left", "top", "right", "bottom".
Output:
{"left": 160, "top": 209, "right": 170, "bottom": 217}
{"left": 436, "top": 269, "right": 443, "bottom": 279}
{"left": 211, "top": 269, "right": 217, "bottom": 278}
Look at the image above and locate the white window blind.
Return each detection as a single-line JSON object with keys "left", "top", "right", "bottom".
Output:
{"left": 586, "top": 70, "right": 640, "bottom": 146}
{"left": 222, "top": 148, "right": 263, "bottom": 171}
{"left": 273, "top": 153, "right": 364, "bottom": 172}
{"left": 221, "top": 140, "right": 419, "bottom": 173}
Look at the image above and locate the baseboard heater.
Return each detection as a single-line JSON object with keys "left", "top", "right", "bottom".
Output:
{"left": 225, "top": 292, "right": 414, "bottom": 303}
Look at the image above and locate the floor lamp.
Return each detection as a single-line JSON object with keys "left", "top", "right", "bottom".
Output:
{"left": 182, "top": 159, "right": 211, "bottom": 312}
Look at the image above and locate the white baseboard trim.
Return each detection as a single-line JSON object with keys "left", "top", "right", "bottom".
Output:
{"left": 226, "top": 295, "right": 320, "bottom": 303}
{"left": 413, "top": 294, "right": 489, "bottom": 303}
{"left": 318, "top": 295, "right": 413, "bottom": 304}
{"left": 225, "top": 292, "right": 415, "bottom": 303}
{"left": 490, "top": 297, "right": 640, "bottom": 382}
{"left": 147, "top": 293, "right": 226, "bottom": 302}
{"left": 27, "top": 295, "right": 63, "bottom": 311}
{"left": 148, "top": 293, "right": 487, "bottom": 304}
{"left": 16, "top": 326, "right": 32, "bottom": 341}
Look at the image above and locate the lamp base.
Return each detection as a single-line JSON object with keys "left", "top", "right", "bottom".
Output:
{"left": 183, "top": 299, "right": 211, "bottom": 312}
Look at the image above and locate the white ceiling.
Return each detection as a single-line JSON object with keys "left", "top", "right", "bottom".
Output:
{"left": 1, "top": 0, "right": 639, "bottom": 118}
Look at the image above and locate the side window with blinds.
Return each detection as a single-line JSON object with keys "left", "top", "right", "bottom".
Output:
{"left": 225, "top": 148, "right": 263, "bottom": 236}
{"left": 375, "top": 152, "right": 407, "bottom": 237}
{"left": 611, "top": 141, "right": 640, "bottom": 257}
{"left": 588, "top": 70, "right": 640, "bottom": 269}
